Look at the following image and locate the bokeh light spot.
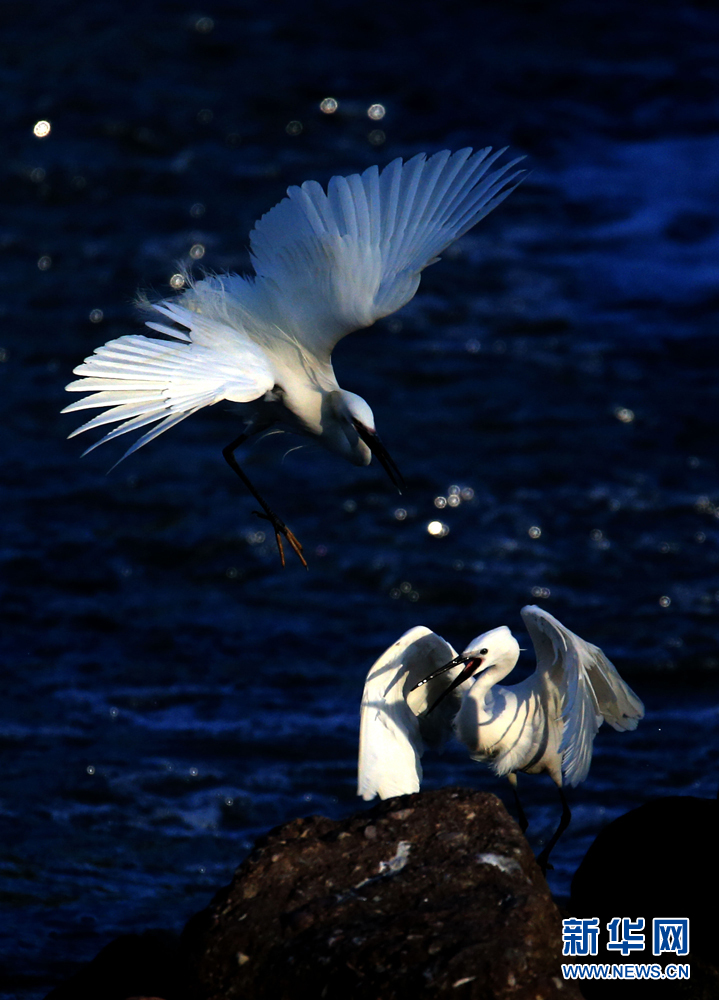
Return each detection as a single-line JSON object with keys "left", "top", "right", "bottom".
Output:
{"left": 614, "top": 406, "right": 635, "bottom": 423}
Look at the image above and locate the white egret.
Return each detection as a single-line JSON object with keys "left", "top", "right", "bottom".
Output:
{"left": 63, "top": 148, "right": 524, "bottom": 566}
{"left": 358, "top": 626, "right": 467, "bottom": 800}
{"left": 358, "top": 605, "right": 644, "bottom": 869}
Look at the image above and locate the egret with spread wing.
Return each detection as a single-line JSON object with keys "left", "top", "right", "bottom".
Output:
{"left": 358, "top": 606, "right": 644, "bottom": 869}
{"left": 64, "top": 148, "right": 524, "bottom": 566}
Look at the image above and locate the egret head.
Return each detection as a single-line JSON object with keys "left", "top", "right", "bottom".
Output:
{"left": 329, "top": 390, "right": 404, "bottom": 492}
{"left": 463, "top": 626, "right": 520, "bottom": 669}
{"left": 411, "top": 625, "right": 519, "bottom": 713}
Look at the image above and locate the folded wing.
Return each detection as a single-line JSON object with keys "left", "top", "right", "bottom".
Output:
{"left": 357, "top": 626, "right": 461, "bottom": 801}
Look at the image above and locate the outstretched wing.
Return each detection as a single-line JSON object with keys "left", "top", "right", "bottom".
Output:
{"left": 250, "top": 147, "right": 525, "bottom": 360}
{"left": 357, "top": 626, "right": 464, "bottom": 801}
{"left": 520, "top": 605, "right": 644, "bottom": 787}
{"left": 63, "top": 296, "right": 275, "bottom": 463}
{"left": 64, "top": 149, "right": 522, "bottom": 459}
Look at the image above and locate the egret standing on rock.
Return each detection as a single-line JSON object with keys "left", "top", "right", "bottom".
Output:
{"left": 63, "top": 148, "right": 524, "bottom": 566}
{"left": 358, "top": 606, "right": 644, "bottom": 869}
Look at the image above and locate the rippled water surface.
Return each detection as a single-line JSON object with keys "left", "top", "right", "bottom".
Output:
{"left": 2, "top": 2, "right": 719, "bottom": 995}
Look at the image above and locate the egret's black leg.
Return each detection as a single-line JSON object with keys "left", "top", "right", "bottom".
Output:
{"left": 222, "top": 433, "right": 307, "bottom": 569}
{"left": 536, "top": 785, "right": 571, "bottom": 875}
{"left": 507, "top": 773, "right": 529, "bottom": 834}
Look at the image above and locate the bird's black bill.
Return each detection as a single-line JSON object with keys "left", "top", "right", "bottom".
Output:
{"left": 411, "top": 654, "right": 480, "bottom": 715}
{"left": 353, "top": 421, "right": 405, "bottom": 494}
{"left": 411, "top": 653, "right": 465, "bottom": 691}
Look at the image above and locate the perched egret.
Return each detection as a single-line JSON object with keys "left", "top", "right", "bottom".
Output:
{"left": 63, "top": 148, "right": 524, "bottom": 566}
{"left": 358, "top": 605, "right": 644, "bottom": 869}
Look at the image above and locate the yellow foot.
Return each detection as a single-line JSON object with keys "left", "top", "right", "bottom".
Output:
{"left": 254, "top": 511, "right": 308, "bottom": 569}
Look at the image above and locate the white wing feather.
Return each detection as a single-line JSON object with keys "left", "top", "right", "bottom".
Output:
{"left": 357, "top": 626, "right": 463, "bottom": 801}
{"left": 250, "top": 147, "right": 525, "bottom": 358}
{"left": 520, "top": 605, "right": 644, "bottom": 787}
{"left": 64, "top": 149, "right": 522, "bottom": 459}
{"left": 63, "top": 297, "right": 275, "bottom": 462}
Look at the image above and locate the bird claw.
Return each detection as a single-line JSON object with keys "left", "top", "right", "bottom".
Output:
{"left": 252, "top": 510, "right": 307, "bottom": 569}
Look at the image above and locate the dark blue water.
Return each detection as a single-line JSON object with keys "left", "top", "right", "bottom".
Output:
{"left": 2, "top": 2, "right": 719, "bottom": 995}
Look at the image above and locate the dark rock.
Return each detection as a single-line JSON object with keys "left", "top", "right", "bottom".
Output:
{"left": 570, "top": 795, "right": 719, "bottom": 998}
{"left": 44, "top": 929, "right": 190, "bottom": 1000}
{"left": 182, "top": 788, "right": 580, "bottom": 999}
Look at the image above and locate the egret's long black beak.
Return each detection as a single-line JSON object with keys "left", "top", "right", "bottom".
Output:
{"left": 354, "top": 421, "right": 405, "bottom": 493}
{"left": 410, "top": 653, "right": 482, "bottom": 715}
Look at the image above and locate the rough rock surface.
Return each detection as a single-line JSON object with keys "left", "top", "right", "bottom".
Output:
{"left": 183, "top": 787, "right": 580, "bottom": 999}
{"left": 571, "top": 795, "right": 719, "bottom": 999}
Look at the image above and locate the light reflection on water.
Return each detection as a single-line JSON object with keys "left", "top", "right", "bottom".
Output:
{"left": 6, "top": 14, "right": 719, "bottom": 998}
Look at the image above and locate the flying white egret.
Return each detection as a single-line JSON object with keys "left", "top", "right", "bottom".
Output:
{"left": 63, "top": 147, "right": 524, "bottom": 566}
{"left": 358, "top": 605, "right": 644, "bottom": 869}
